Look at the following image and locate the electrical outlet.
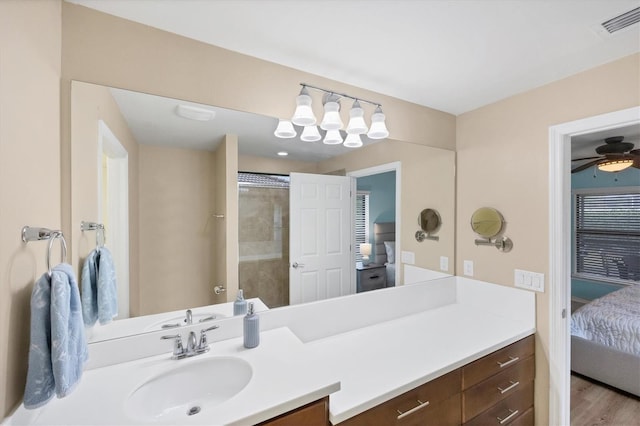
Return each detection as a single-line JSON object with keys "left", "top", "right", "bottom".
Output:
{"left": 463, "top": 260, "right": 474, "bottom": 276}
{"left": 440, "top": 256, "right": 449, "bottom": 272}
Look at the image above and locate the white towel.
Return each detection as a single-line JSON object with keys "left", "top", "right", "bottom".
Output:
{"left": 24, "top": 264, "right": 88, "bottom": 409}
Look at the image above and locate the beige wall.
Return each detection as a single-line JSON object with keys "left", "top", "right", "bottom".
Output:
{"left": 318, "top": 140, "right": 456, "bottom": 283}
{"left": 456, "top": 53, "right": 640, "bottom": 424}
{"left": 0, "top": 0, "right": 61, "bottom": 418}
{"left": 239, "top": 154, "right": 318, "bottom": 175}
{"left": 138, "top": 144, "right": 215, "bottom": 314}
{"left": 70, "top": 81, "right": 140, "bottom": 316}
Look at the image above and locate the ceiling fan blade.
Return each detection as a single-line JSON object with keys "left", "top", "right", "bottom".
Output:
{"left": 571, "top": 156, "right": 601, "bottom": 162}
{"left": 571, "top": 160, "right": 600, "bottom": 174}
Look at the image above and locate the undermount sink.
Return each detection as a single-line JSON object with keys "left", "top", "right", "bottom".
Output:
{"left": 124, "top": 357, "right": 252, "bottom": 421}
{"left": 144, "top": 312, "right": 225, "bottom": 331}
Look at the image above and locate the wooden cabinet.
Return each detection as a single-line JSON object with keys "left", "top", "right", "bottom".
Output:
{"left": 356, "top": 264, "right": 387, "bottom": 293}
{"left": 462, "top": 335, "right": 535, "bottom": 425}
{"left": 333, "top": 335, "right": 535, "bottom": 426}
{"left": 258, "top": 397, "right": 329, "bottom": 426}
{"left": 340, "top": 369, "right": 461, "bottom": 426}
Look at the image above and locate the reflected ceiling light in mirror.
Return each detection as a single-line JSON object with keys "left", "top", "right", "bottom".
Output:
{"left": 597, "top": 157, "right": 634, "bottom": 172}
{"left": 320, "top": 96, "right": 343, "bottom": 130}
{"left": 277, "top": 151, "right": 288, "bottom": 156}
{"left": 367, "top": 106, "right": 389, "bottom": 139}
{"left": 346, "top": 100, "right": 368, "bottom": 134}
{"left": 274, "top": 119, "right": 296, "bottom": 138}
{"left": 175, "top": 104, "right": 216, "bottom": 121}
{"left": 323, "top": 129, "right": 343, "bottom": 145}
{"left": 344, "top": 133, "right": 363, "bottom": 148}
{"left": 291, "top": 86, "right": 316, "bottom": 126}
{"left": 300, "top": 125, "right": 321, "bottom": 142}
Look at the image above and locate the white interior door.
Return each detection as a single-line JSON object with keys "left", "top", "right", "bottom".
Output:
{"left": 290, "top": 172, "right": 353, "bottom": 305}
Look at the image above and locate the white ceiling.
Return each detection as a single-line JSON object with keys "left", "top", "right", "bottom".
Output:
{"left": 67, "top": 0, "right": 640, "bottom": 115}
{"left": 71, "top": 1, "right": 640, "bottom": 164}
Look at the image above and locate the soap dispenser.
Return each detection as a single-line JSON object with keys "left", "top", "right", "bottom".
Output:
{"left": 243, "top": 302, "right": 260, "bottom": 349}
{"left": 233, "top": 289, "right": 247, "bottom": 316}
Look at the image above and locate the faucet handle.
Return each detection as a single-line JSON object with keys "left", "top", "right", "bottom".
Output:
{"left": 197, "top": 325, "right": 220, "bottom": 352}
{"left": 161, "top": 334, "right": 185, "bottom": 358}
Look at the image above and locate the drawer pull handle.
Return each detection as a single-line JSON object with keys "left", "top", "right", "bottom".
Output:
{"left": 396, "top": 399, "right": 429, "bottom": 420}
{"left": 369, "top": 275, "right": 380, "bottom": 279}
{"left": 497, "top": 380, "right": 520, "bottom": 394}
{"left": 497, "top": 356, "right": 519, "bottom": 368}
{"left": 497, "top": 409, "right": 519, "bottom": 424}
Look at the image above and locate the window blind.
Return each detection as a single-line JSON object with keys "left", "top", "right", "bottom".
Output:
{"left": 355, "top": 192, "right": 370, "bottom": 263}
{"left": 575, "top": 191, "right": 640, "bottom": 283}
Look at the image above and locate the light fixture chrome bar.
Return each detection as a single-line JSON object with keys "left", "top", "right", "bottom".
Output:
{"left": 300, "top": 83, "right": 382, "bottom": 107}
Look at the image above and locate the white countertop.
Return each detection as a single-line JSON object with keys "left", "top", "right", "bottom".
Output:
{"left": 7, "top": 276, "right": 536, "bottom": 426}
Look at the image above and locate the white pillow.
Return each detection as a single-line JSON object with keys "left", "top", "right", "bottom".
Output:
{"left": 384, "top": 241, "right": 396, "bottom": 264}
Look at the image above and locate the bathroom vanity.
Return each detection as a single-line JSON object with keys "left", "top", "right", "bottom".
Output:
{"left": 7, "top": 276, "right": 535, "bottom": 426}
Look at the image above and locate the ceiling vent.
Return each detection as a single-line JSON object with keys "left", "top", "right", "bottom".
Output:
{"left": 601, "top": 7, "right": 640, "bottom": 33}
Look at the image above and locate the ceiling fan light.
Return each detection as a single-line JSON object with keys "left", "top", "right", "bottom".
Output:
{"left": 320, "top": 101, "right": 343, "bottom": 131}
{"left": 597, "top": 159, "right": 634, "bottom": 172}
{"left": 300, "top": 125, "right": 321, "bottom": 142}
{"left": 346, "top": 101, "right": 368, "bottom": 134}
{"left": 274, "top": 119, "right": 296, "bottom": 138}
{"left": 323, "top": 129, "right": 343, "bottom": 145}
{"left": 343, "top": 133, "right": 363, "bottom": 148}
{"left": 292, "top": 87, "right": 316, "bottom": 126}
{"left": 367, "top": 106, "right": 389, "bottom": 139}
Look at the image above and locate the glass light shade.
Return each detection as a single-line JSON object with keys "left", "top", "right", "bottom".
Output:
{"left": 300, "top": 125, "right": 321, "bottom": 142}
{"left": 343, "top": 133, "right": 363, "bottom": 148}
{"left": 597, "top": 159, "right": 634, "bottom": 172}
{"left": 360, "top": 243, "right": 372, "bottom": 261}
{"left": 323, "top": 129, "right": 343, "bottom": 145}
{"left": 367, "top": 107, "right": 389, "bottom": 139}
{"left": 320, "top": 101, "right": 343, "bottom": 130}
{"left": 292, "top": 88, "right": 316, "bottom": 126}
{"left": 274, "top": 119, "right": 296, "bottom": 138}
{"left": 346, "top": 101, "right": 368, "bottom": 134}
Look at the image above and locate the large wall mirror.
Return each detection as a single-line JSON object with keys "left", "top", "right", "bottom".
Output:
{"left": 70, "top": 81, "right": 456, "bottom": 344}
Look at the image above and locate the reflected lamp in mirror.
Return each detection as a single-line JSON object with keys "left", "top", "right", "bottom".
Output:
{"left": 470, "top": 207, "right": 513, "bottom": 252}
{"left": 360, "top": 243, "right": 372, "bottom": 264}
{"left": 415, "top": 208, "right": 441, "bottom": 242}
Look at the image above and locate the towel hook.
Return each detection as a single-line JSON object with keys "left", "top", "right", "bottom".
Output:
{"left": 21, "top": 226, "right": 68, "bottom": 277}
{"left": 80, "top": 221, "right": 106, "bottom": 248}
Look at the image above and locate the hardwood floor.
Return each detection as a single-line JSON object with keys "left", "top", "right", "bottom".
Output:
{"left": 571, "top": 373, "right": 640, "bottom": 426}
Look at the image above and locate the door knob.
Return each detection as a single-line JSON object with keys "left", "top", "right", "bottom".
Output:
{"left": 292, "top": 262, "right": 305, "bottom": 269}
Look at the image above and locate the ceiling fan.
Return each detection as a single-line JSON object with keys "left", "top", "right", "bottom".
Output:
{"left": 571, "top": 136, "right": 640, "bottom": 174}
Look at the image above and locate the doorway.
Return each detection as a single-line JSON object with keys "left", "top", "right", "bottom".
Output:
{"left": 548, "top": 106, "right": 640, "bottom": 425}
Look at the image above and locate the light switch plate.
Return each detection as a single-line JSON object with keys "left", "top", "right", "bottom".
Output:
{"left": 440, "top": 256, "right": 449, "bottom": 272}
{"left": 401, "top": 251, "right": 415, "bottom": 265}
{"left": 463, "top": 260, "right": 474, "bottom": 276}
{"left": 515, "top": 269, "right": 545, "bottom": 292}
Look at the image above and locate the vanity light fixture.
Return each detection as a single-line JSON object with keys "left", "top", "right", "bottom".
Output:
{"left": 277, "top": 151, "right": 288, "bottom": 156}
{"left": 175, "top": 104, "right": 216, "bottom": 121}
{"left": 274, "top": 119, "right": 296, "bottom": 138}
{"left": 274, "top": 83, "right": 389, "bottom": 148}
{"left": 597, "top": 158, "right": 634, "bottom": 172}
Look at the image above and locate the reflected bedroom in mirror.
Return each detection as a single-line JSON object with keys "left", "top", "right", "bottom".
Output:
{"left": 70, "top": 81, "right": 455, "bottom": 344}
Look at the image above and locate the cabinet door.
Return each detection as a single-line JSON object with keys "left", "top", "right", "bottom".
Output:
{"left": 259, "top": 397, "right": 328, "bottom": 426}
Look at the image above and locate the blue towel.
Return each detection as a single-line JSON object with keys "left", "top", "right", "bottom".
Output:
{"left": 81, "top": 247, "right": 118, "bottom": 326}
{"left": 24, "top": 263, "right": 88, "bottom": 409}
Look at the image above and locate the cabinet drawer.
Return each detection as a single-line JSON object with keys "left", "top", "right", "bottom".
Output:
{"left": 357, "top": 267, "right": 387, "bottom": 292}
{"left": 341, "top": 369, "right": 460, "bottom": 426}
{"left": 463, "top": 336, "right": 535, "bottom": 390}
{"left": 508, "top": 407, "right": 534, "bottom": 426}
{"left": 464, "top": 381, "right": 533, "bottom": 426}
{"left": 259, "top": 397, "right": 328, "bottom": 426}
{"left": 462, "top": 356, "right": 535, "bottom": 422}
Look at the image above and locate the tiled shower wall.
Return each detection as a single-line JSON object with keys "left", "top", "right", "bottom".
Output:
{"left": 238, "top": 186, "right": 290, "bottom": 308}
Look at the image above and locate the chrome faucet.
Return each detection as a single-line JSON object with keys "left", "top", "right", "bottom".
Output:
{"left": 161, "top": 324, "right": 220, "bottom": 360}
{"left": 184, "top": 309, "right": 193, "bottom": 325}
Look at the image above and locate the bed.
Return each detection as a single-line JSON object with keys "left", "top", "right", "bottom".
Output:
{"left": 373, "top": 222, "right": 396, "bottom": 287}
{"left": 570, "top": 284, "right": 640, "bottom": 396}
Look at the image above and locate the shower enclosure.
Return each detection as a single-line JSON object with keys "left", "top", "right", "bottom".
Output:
{"left": 237, "top": 173, "right": 290, "bottom": 308}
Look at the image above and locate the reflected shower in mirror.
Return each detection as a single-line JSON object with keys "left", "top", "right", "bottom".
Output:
{"left": 70, "top": 81, "right": 456, "bottom": 343}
